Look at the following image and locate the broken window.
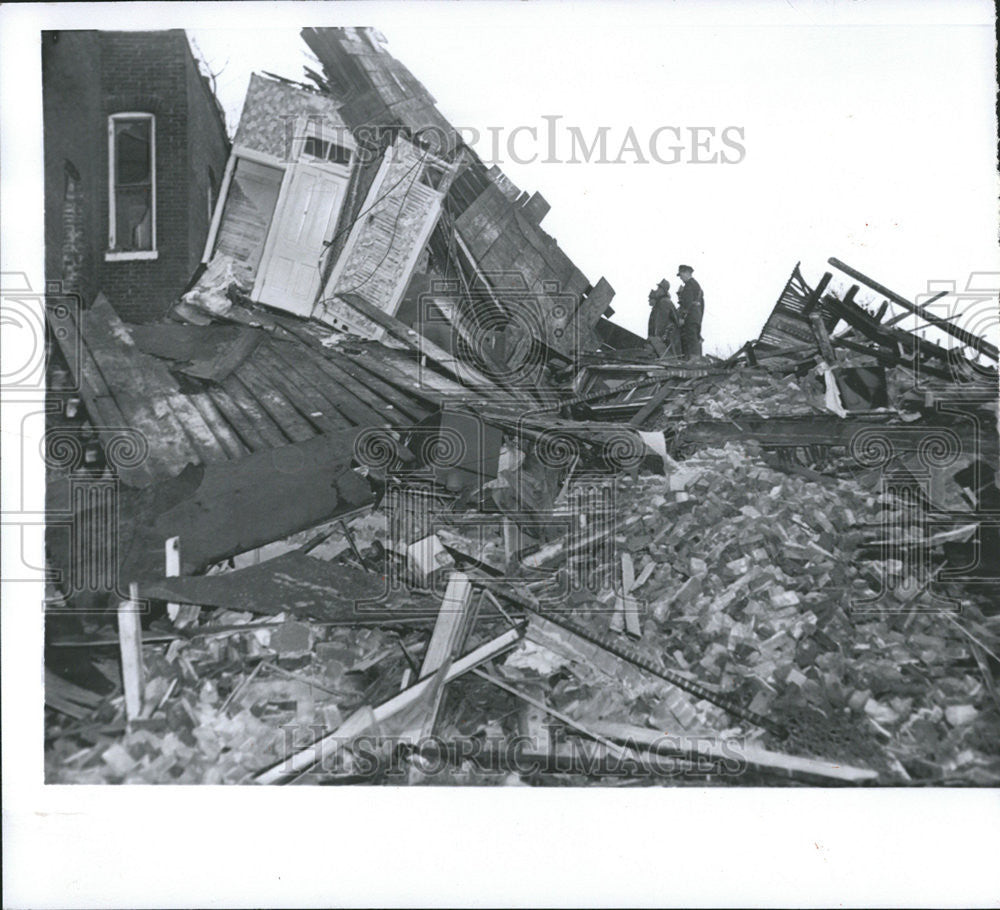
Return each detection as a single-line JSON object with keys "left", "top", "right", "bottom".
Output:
{"left": 301, "top": 135, "right": 352, "bottom": 166}
{"left": 108, "top": 114, "right": 155, "bottom": 256}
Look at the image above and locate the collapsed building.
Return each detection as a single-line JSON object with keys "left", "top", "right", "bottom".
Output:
{"left": 44, "top": 27, "right": 1000, "bottom": 786}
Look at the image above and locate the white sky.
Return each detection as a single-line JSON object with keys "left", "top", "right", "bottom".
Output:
{"left": 187, "top": 0, "right": 999, "bottom": 353}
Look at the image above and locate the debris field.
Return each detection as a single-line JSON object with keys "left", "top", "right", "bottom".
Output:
{"left": 44, "top": 27, "right": 1000, "bottom": 787}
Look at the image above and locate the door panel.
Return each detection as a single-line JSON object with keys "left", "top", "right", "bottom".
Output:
{"left": 255, "top": 165, "right": 347, "bottom": 316}
{"left": 315, "top": 139, "right": 448, "bottom": 339}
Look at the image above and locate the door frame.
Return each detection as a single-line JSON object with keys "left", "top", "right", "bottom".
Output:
{"left": 203, "top": 132, "right": 354, "bottom": 308}
{"left": 201, "top": 145, "right": 286, "bottom": 266}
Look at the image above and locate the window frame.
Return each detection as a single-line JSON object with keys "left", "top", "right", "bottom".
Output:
{"left": 289, "top": 116, "right": 354, "bottom": 176}
{"left": 106, "top": 112, "right": 158, "bottom": 261}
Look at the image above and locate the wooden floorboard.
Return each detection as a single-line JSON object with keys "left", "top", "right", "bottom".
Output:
{"left": 219, "top": 373, "right": 295, "bottom": 448}
{"left": 185, "top": 390, "right": 250, "bottom": 460}
{"left": 313, "top": 348, "right": 432, "bottom": 424}
{"left": 234, "top": 361, "right": 319, "bottom": 442}
{"left": 203, "top": 386, "right": 274, "bottom": 453}
{"left": 250, "top": 347, "right": 351, "bottom": 435}
{"left": 265, "top": 341, "right": 386, "bottom": 429}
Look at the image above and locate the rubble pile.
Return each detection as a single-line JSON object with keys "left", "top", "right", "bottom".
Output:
{"left": 40, "top": 28, "right": 999, "bottom": 788}
{"left": 47, "top": 610, "right": 430, "bottom": 784}
{"left": 604, "top": 446, "right": 1000, "bottom": 782}
{"left": 46, "top": 435, "right": 1000, "bottom": 785}
{"left": 652, "top": 367, "right": 829, "bottom": 424}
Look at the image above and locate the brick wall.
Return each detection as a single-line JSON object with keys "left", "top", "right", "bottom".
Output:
{"left": 43, "top": 31, "right": 103, "bottom": 309}
{"left": 184, "top": 40, "right": 231, "bottom": 270}
{"left": 98, "top": 30, "right": 193, "bottom": 322}
{"left": 44, "top": 30, "right": 228, "bottom": 323}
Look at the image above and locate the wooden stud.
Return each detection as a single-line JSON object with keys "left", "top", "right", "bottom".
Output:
{"left": 165, "top": 536, "right": 181, "bottom": 624}
{"left": 118, "top": 582, "right": 145, "bottom": 722}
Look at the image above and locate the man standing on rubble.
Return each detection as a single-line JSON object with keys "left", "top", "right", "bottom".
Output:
{"left": 646, "top": 279, "right": 681, "bottom": 355}
{"left": 676, "top": 264, "right": 705, "bottom": 357}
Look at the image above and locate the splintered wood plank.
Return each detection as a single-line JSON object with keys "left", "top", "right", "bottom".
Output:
{"left": 263, "top": 342, "right": 386, "bottom": 429}
{"left": 220, "top": 373, "right": 296, "bottom": 448}
{"left": 233, "top": 361, "right": 317, "bottom": 442}
{"left": 419, "top": 572, "right": 475, "bottom": 677}
{"left": 366, "top": 347, "right": 485, "bottom": 403}
{"left": 249, "top": 347, "right": 351, "bottom": 435}
{"left": 184, "top": 390, "right": 249, "bottom": 460}
{"left": 78, "top": 297, "right": 204, "bottom": 476}
{"left": 254, "top": 626, "right": 523, "bottom": 784}
{"left": 118, "top": 583, "right": 145, "bottom": 721}
{"left": 809, "top": 312, "right": 838, "bottom": 364}
{"left": 591, "top": 721, "right": 880, "bottom": 784}
{"left": 576, "top": 277, "right": 616, "bottom": 330}
{"left": 628, "top": 381, "right": 674, "bottom": 429}
{"left": 204, "top": 386, "right": 276, "bottom": 453}
{"left": 337, "top": 293, "right": 510, "bottom": 395}
{"left": 320, "top": 350, "right": 433, "bottom": 422}
{"left": 621, "top": 553, "right": 642, "bottom": 639}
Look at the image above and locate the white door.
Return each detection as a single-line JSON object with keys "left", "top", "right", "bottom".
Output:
{"left": 254, "top": 164, "right": 347, "bottom": 316}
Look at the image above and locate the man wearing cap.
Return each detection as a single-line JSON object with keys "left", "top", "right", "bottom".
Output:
{"left": 647, "top": 279, "right": 681, "bottom": 355}
{"left": 676, "top": 264, "right": 704, "bottom": 357}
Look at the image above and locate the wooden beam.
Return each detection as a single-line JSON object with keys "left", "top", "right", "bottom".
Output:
{"left": 808, "top": 313, "right": 838, "bottom": 364}
{"left": 828, "top": 258, "right": 998, "bottom": 360}
{"left": 255, "top": 626, "right": 523, "bottom": 783}
{"left": 338, "top": 292, "right": 505, "bottom": 392}
{"left": 621, "top": 554, "right": 642, "bottom": 639}
{"left": 575, "top": 277, "right": 616, "bottom": 330}
{"left": 628, "top": 381, "right": 675, "bottom": 428}
{"left": 883, "top": 290, "right": 950, "bottom": 327}
{"left": 118, "top": 582, "right": 145, "bottom": 722}
{"left": 419, "top": 572, "right": 475, "bottom": 677}
{"left": 343, "top": 294, "right": 535, "bottom": 406}
{"left": 591, "top": 721, "right": 879, "bottom": 784}
{"left": 800, "top": 271, "right": 833, "bottom": 317}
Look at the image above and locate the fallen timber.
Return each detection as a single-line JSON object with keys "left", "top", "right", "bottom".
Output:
{"left": 672, "top": 413, "right": 998, "bottom": 463}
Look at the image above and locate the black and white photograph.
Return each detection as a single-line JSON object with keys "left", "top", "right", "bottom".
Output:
{"left": 3, "top": 0, "right": 999, "bottom": 906}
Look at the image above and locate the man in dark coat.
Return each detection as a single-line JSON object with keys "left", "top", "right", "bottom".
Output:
{"left": 646, "top": 279, "right": 680, "bottom": 355}
{"left": 676, "top": 264, "right": 704, "bottom": 357}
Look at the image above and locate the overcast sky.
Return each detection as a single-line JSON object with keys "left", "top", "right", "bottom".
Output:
{"left": 185, "top": 1, "right": 998, "bottom": 353}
